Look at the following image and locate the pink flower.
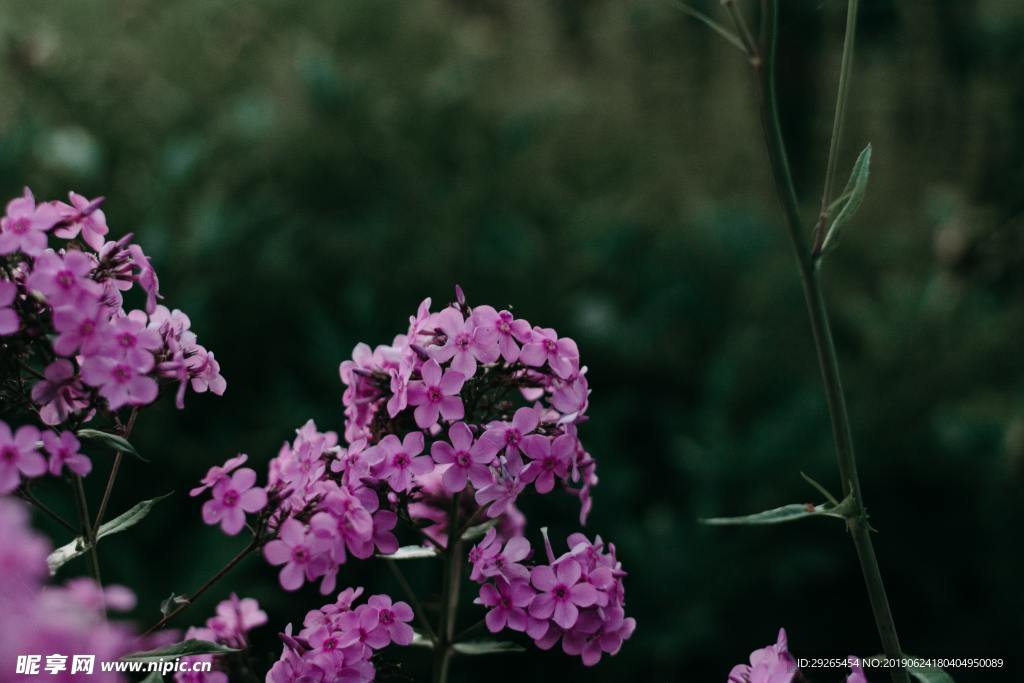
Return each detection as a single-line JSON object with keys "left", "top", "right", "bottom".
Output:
{"left": 25, "top": 249, "right": 101, "bottom": 308}
{"left": 475, "top": 472, "right": 525, "bottom": 518}
{"left": 728, "top": 628, "right": 798, "bottom": 683}
{"left": 477, "top": 578, "right": 535, "bottom": 633}
{"left": 263, "top": 518, "right": 330, "bottom": 591}
{"left": 520, "top": 326, "right": 580, "bottom": 379}
{"left": 52, "top": 300, "right": 108, "bottom": 356}
{"left": 406, "top": 359, "right": 465, "bottom": 429}
{"left": 529, "top": 559, "right": 600, "bottom": 629}
{"left": 471, "top": 305, "right": 532, "bottom": 362}
{"left": 310, "top": 487, "right": 375, "bottom": 564}
{"left": 0, "top": 187, "right": 59, "bottom": 255}
{"left": 847, "top": 657, "right": 869, "bottom": 683}
{"left": 430, "top": 422, "right": 499, "bottom": 492}
{"left": 201, "top": 467, "right": 267, "bottom": 535}
{"left": 520, "top": 433, "right": 574, "bottom": 494}
{"left": 41, "top": 430, "right": 92, "bottom": 477}
{"left": 53, "top": 192, "right": 109, "bottom": 250}
{"left": 30, "top": 360, "right": 90, "bottom": 425}
{"left": 207, "top": 593, "right": 267, "bottom": 647}
{"left": 367, "top": 432, "right": 432, "bottom": 493}
{"left": 188, "top": 347, "right": 227, "bottom": 396}
{"left": 366, "top": 594, "right": 415, "bottom": 645}
{"left": 80, "top": 351, "right": 159, "bottom": 410}
{"left": 101, "top": 314, "right": 163, "bottom": 367}
{"left": 481, "top": 406, "right": 540, "bottom": 467}
{"left": 0, "top": 280, "right": 18, "bottom": 335}
{"left": 0, "top": 421, "right": 46, "bottom": 493}
{"left": 190, "top": 454, "right": 248, "bottom": 497}
{"left": 429, "top": 306, "right": 498, "bottom": 378}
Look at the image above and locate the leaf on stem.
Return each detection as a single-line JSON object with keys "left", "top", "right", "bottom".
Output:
{"left": 818, "top": 143, "right": 872, "bottom": 260}
{"left": 76, "top": 428, "right": 147, "bottom": 462}
{"left": 701, "top": 493, "right": 856, "bottom": 526}
{"left": 409, "top": 629, "right": 435, "bottom": 649}
{"left": 452, "top": 640, "right": 526, "bottom": 656}
{"left": 376, "top": 544, "right": 439, "bottom": 560}
{"left": 460, "top": 517, "right": 498, "bottom": 542}
{"left": 47, "top": 492, "right": 173, "bottom": 574}
{"left": 160, "top": 592, "right": 190, "bottom": 617}
{"left": 121, "top": 639, "right": 240, "bottom": 663}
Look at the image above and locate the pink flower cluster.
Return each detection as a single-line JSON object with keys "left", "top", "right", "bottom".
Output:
{"left": 727, "top": 629, "right": 869, "bottom": 683}
{"left": 266, "top": 587, "right": 413, "bottom": 683}
{"left": 175, "top": 593, "right": 268, "bottom": 683}
{"left": 0, "top": 420, "right": 92, "bottom": 494}
{"left": 0, "top": 187, "right": 225, "bottom": 422}
{"left": 469, "top": 528, "right": 635, "bottom": 667}
{"left": 0, "top": 497, "right": 139, "bottom": 682}
{"left": 192, "top": 290, "right": 634, "bottom": 673}
{"left": 339, "top": 293, "right": 597, "bottom": 524}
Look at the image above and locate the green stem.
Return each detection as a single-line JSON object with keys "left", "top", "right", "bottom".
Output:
{"left": 386, "top": 559, "right": 437, "bottom": 643}
{"left": 16, "top": 486, "right": 77, "bottom": 533}
{"left": 71, "top": 475, "right": 102, "bottom": 587}
{"left": 812, "top": 0, "right": 860, "bottom": 256}
{"left": 433, "top": 493, "right": 463, "bottom": 683}
{"left": 142, "top": 537, "right": 258, "bottom": 635}
{"left": 755, "top": 4, "right": 908, "bottom": 682}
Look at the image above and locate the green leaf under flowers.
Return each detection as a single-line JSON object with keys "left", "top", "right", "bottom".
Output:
{"left": 376, "top": 544, "right": 439, "bottom": 560}
{"left": 818, "top": 143, "right": 872, "bottom": 259}
{"left": 452, "top": 640, "right": 526, "bottom": 656}
{"left": 460, "top": 517, "right": 499, "bottom": 542}
{"left": 409, "top": 630, "right": 434, "bottom": 648}
{"left": 121, "top": 639, "right": 240, "bottom": 663}
{"left": 47, "top": 493, "right": 172, "bottom": 574}
{"left": 76, "top": 429, "right": 147, "bottom": 462}
{"left": 701, "top": 493, "right": 856, "bottom": 526}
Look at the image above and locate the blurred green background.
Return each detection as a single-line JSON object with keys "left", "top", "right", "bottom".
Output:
{"left": 2, "top": 0, "right": 1023, "bottom": 681}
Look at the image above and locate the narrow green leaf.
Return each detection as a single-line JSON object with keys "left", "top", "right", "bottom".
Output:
{"left": 121, "top": 639, "right": 240, "bottom": 663}
{"left": 452, "top": 640, "right": 525, "bottom": 656}
{"left": 409, "top": 630, "right": 434, "bottom": 649}
{"left": 799, "top": 471, "right": 841, "bottom": 506}
{"left": 461, "top": 517, "right": 498, "bottom": 542}
{"left": 160, "top": 592, "right": 190, "bottom": 617}
{"left": 701, "top": 498, "right": 851, "bottom": 526}
{"left": 76, "top": 429, "right": 147, "bottom": 462}
{"left": 674, "top": 1, "right": 747, "bottom": 53}
{"left": 376, "top": 544, "right": 438, "bottom": 560}
{"left": 820, "top": 143, "right": 872, "bottom": 257}
{"left": 47, "top": 493, "right": 173, "bottom": 574}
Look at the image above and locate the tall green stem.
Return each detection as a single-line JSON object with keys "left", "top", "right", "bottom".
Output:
{"left": 433, "top": 494, "right": 464, "bottom": 683}
{"left": 753, "top": 3, "right": 908, "bottom": 681}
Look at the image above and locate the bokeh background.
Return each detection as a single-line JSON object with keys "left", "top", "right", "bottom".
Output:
{"left": 2, "top": 0, "right": 1022, "bottom": 681}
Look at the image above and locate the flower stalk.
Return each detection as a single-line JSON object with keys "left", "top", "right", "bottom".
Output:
{"left": 735, "top": 2, "right": 909, "bottom": 681}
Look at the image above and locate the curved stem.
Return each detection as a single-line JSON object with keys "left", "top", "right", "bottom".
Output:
{"left": 142, "top": 538, "right": 258, "bottom": 636}
{"left": 755, "top": 4, "right": 908, "bottom": 681}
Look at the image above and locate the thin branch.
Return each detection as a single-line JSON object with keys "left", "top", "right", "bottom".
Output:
{"left": 673, "top": 1, "right": 747, "bottom": 53}
{"left": 16, "top": 486, "right": 77, "bottom": 533}
{"left": 142, "top": 537, "right": 258, "bottom": 636}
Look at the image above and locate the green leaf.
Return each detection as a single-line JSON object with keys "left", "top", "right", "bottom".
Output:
{"left": 409, "top": 630, "right": 434, "bottom": 648}
{"left": 121, "top": 639, "right": 240, "bottom": 663}
{"left": 460, "top": 517, "right": 498, "bottom": 542}
{"left": 701, "top": 494, "right": 855, "bottom": 526}
{"left": 376, "top": 544, "right": 438, "bottom": 560}
{"left": 452, "top": 640, "right": 525, "bottom": 656}
{"left": 47, "top": 493, "right": 173, "bottom": 574}
{"left": 819, "top": 143, "right": 872, "bottom": 258}
{"left": 160, "top": 592, "right": 190, "bottom": 617}
{"left": 76, "top": 429, "right": 147, "bottom": 462}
